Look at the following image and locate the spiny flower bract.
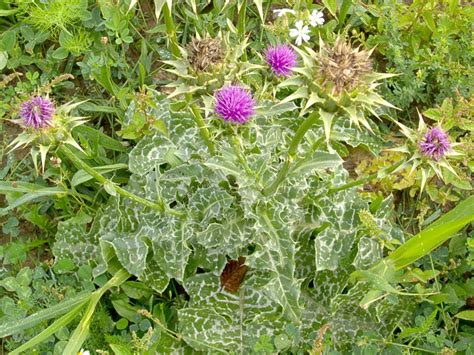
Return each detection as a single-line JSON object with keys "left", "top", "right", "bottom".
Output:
{"left": 19, "top": 96, "right": 55, "bottom": 128}
{"left": 319, "top": 38, "right": 372, "bottom": 94}
{"left": 215, "top": 85, "right": 255, "bottom": 124}
{"left": 264, "top": 44, "right": 297, "bottom": 77}
{"left": 187, "top": 36, "right": 224, "bottom": 72}
{"left": 419, "top": 127, "right": 451, "bottom": 161}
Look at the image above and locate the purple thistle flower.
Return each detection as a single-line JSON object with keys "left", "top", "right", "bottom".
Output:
{"left": 214, "top": 85, "right": 255, "bottom": 124}
{"left": 19, "top": 96, "right": 55, "bottom": 128}
{"left": 264, "top": 44, "right": 297, "bottom": 77}
{"left": 419, "top": 127, "right": 451, "bottom": 161}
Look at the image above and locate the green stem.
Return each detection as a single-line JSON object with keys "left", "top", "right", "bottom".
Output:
{"left": 186, "top": 94, "right": 216, "bottom": 156}
{"left": 166, "top": 13, "right": 215, "bottom": 159}
{"left": 163, "top": 2, "right": 180, "bottom": 58}
{"left": 328, "top": 160, "right": 405, "bottom": 194}
{"left": 231, "top": 134, "right": 265, "bottom": 191}
{"left": 378, "top": 341, "right": 437, "bottom": 354}
{"left": 259, "top": 0, "right": 273, "bottom": 42}
{"left": 59, "top": 145, "right": 184, "bottom": 217}
{"left": 294, "top": 0, "right": 302, "bottom": 11}
{"left": 237, "top": 0, "right": 247, "bottom": 60}
{"left": 263, "top": 111, "right": 320, "bottom": 196}
{"left": 237, "top": 0, "right": 247, "bottom": 41}
{"left": 231, "top": 135, "right": 253, "bottom": 177}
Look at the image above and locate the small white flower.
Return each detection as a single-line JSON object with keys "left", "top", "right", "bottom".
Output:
{"left": 78, "top": 350, "right": 90, "bottom": 355}
{"left": 309, "top": 10, "right": 325, "bottom": 27}
{"left": 289, "top": 20, "right": 311, "bottom": 46}
{"left": 273, "top": 8, "right": 296, "bottom": 17}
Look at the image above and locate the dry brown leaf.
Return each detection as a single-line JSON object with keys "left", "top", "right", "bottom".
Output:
{"left": 220, "top": 256, "right": 248, "bottom": 293}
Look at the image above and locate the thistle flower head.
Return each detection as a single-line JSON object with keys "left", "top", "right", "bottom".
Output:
{"left": 319, "top": 38, "right": 372, "bottom": 94}
{"left": 419, "top": 127, "right": 451, "bottom": 161}
{"left": 264, "top": 44, "right": 297, "bottom": 77}
{"left": 187, "top": 36, "right": 224, "bottom": 72}
{"left": 19, "top": 96, "right": 55, "bottom": 128}
{"left": 215, "top": 85, "right": 255, "bottom": 124}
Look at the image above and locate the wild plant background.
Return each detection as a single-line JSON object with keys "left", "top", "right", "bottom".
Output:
{"left": 0, "top": 0, "right": 473, "bottom": 354}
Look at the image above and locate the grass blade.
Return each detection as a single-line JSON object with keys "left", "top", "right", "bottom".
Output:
{"left": 0, "top": 292, "right": 91, "bottom": 338}
{"left": 63, "top": 269, "right": 130, "bottom": 354}
{"left": 9, "top": 301, "right": 88, "bottom": 355}
{"left": 386, "top": 195, "right": 474, "bottom": 269}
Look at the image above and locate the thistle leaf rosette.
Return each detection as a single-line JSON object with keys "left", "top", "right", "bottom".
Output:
{"left": 9, "top": 97, "right": 87, "bottom": 172}
{"left": 279, "top": 37, "right": 397, "bottom": 143}
{"left": 390, "top": 112, "right": 464, "bottom": 192}
{"left": 163, "top": 32, "right": 263, "bottom": 98}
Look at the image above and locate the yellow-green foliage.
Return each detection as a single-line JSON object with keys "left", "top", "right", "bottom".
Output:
{"left": 355, "top": 151, "right": 416, "bottom": 192}
{"left": 59, "top": 29, "right": 92, "bottom": 55}
{"left": 17, "top": 0, "right": 87, "bottom": 34}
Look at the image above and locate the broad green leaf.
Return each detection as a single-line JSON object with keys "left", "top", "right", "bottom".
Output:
{"left": 101, "top": 232, "right": 148, "bottom": 276}
{"left": 138, "top": 258, "right": 170, "bottom": 293}
{"left": 179, "top": 273, "right": 287, "bottom": 352}
{"left": 314, "top": 189, "right": 366, "bottom": 271}
{"left": 353, "top": 237, "right": 382, "bottom": 269}
{"left": 179, "top": 307, "right": 239, "bottom": 352}
{"left": 109, "top": 343, "right": 133, "bottom": 355}
{"left": 312, "top": 269, "right": 351, "bottom": 307}
{"left": 197, "top": 213, "right": 253, "bottom": 253}
{"left": 290, "top": 151, "right": 342, "bottom": 176}
{"left": 338, "top": 0, "right": 352, "bottom": 24}
{"left": 251, "top": 205, "right": 302, "bottom": 323}
{"left": 128, "top": 133, "right": 181, "bottom": 175}
{"left": 151, "top": 217, "right": 192, "bottom": 282}
{"left": 279, "top": 86, "right": 308, "bottom": 105}
{"left": 189, "top": 186, "right": 234, "bottom": 224}
{"left": 52, "top": 47, "right": 69, "bottom": 60}
{"left": 330, "top": 283, "right": 411, "bottom": 344}
{"left": 350, "top": 270, "right": 399, "bottom": 294}
{"left": 53, "top": 213, "right": 106, "bottom": 277}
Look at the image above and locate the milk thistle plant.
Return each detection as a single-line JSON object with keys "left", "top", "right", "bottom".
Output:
{"left": 1, "top": 1, "right": 473, "bottom": 354}
{"left": 9, "top": 95, "right": 87, "bottom": 172}
{"left": 8, "top": 86, "right": 176, "bottom": 215}
{"left": 163, "top": 32, "right": 261, "bottom": 98}
{"left": 391, "top": 113, "right": 463, "bottom": 192}
{"left": 278, "top": 36, "right": 396, "bottom": 145}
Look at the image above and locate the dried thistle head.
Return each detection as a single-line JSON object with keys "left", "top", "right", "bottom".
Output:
{"left": 319, "top": 38, "right": 372, "bottom": 95}
{"left": 0, "top": 72, "right": 23, "bottom": 89}
{"left": 186, "top": 36, "right": 224, "bottom": 72}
